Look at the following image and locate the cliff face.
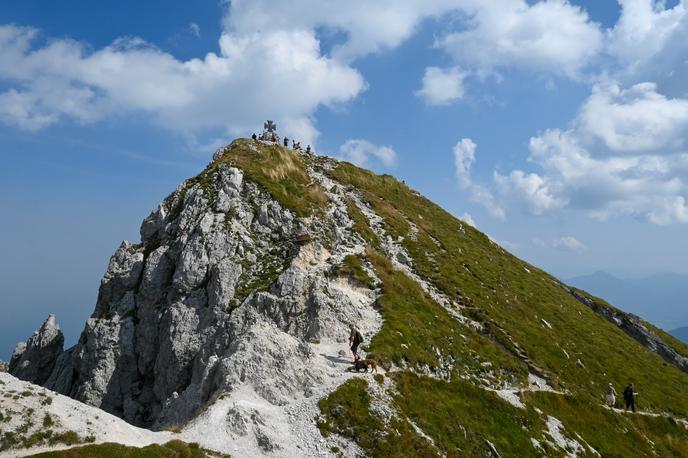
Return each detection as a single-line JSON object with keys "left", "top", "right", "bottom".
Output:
{"left": 13, "top": 141, "right": 379, "bottom": 434}
{"left": 9, "top": 138, "right": 688, "bottom": 457}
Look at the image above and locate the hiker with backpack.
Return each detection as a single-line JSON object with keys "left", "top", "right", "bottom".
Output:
{"left": 349, "top": 324, "right": 363, "bottom": 362}
{"left": 623, "top": 383, "right": 638, "bottom": 412}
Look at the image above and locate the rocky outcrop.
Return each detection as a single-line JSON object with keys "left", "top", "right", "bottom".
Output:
{"left": 9, "top": 314, "right": 64, "bottom": 385}
{"left": 11, "top": 143, "right": 380, "bottom": 433}
{"left": 569, "top": 288, "right": 688, "bottom": 373}
{"left": 0, "top": 360, "right": 7, "bottom": 372}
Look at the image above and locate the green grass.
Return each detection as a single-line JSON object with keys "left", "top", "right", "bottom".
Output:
{"left": 231, "top": 247, "right": 294, "bottom": 308}
{"left": 332, "top": 254, "right": 375, "bottom": 289}
{"left": 392, "top": 372, "right": 549, "bottom": 457}
{"left": 317, "top": 378, "right": 438, "bottom": 457}
{"left": 524, "top": 391, "right": 688, "bottom": 457}
{"left": 330, "top": 161, "right": 688, "bottom": 416}
{"left": 344, "top": 197, "right": 380, "bottom": 247}
{"left": 213, "top": 139, "right": 329, "bottom": 217}
{"left": 365, "top": 248, "right": 526, "bottom": 381}
{"left": 24, "top": 440, "right": 226, "bottom": 458}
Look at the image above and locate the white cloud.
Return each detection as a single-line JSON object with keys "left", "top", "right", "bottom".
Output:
{"left": 606, "top": 1, "right": 687, "bottom": 72}
{"left": 452, "top": 138, "right": 506, "bottom": 219}
{"left": 600, "top": 0, "right": 688, "bottom": 103}
{"left": 0, "top": 1, "right": 613, "bottom": 137}
{"left": 532, "top": 236, "right": 586, "bottom": 251}
{"left": 0, "top": 24, "right": 365, "bottom": 146}
{"left": 577, "top": 81, "right": 688, "bottom": 154}
{"left": 459, "top": 212, "right": 476, "bottom": 227}
{"left": 494, "top": 169, "right": 563, "bottom": 215}
{"left": 338, "top": 139, "right": 397, "bottom": 168}
{"left": 496, "top": 82, "right": 688, "bottom": 224}
{"left": 453, "top": 138, "right": 477, "bottom": 189}
{"left": 189, "top": 22, "right": 200, "bottom": 37}
{"left": 222, "top": 0, "right": 464, "bottom": 62}
{"left": 436, "top": 0, "right": 603, "bottom": 78}
{"left": 416, "top": 66, "right": 466, "bottom": 105}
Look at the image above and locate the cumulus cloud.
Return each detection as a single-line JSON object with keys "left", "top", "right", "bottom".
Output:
{"left": 436, "top": 0, "right": 603, "bottom": 78}
{"left": 453, "top": 138, "right": 505, "bottom": 219}
{"left": 453, "top": 138, "right": 477, "bottom": 188}
{"left": 0, "top": 23, "right": 365, "bottom": 146}
{"left": 577, "top": 81, "right": 688, "bottom": 154}
{"left": 338, "top": 139, "right": 397, "bottom": 168}
{"left": 496, "top": 81, "right": 688, "bottom": 224}
{"left": 0, "top": 1, "right": 613, "bottom": 137}
{"left": 532, "top": 236, "right": 586, "bottom": 251}
{"left": 607, "top": 0, "right": 688, "bottom": 72}
{"left": 222, "top": 0, "right": 465, "bottom": 62}
{"left": 415, "top": 66, "right": 467, "bottom": 105}
{"left": 494, "top": 169, "right": 562, "bottom": 215}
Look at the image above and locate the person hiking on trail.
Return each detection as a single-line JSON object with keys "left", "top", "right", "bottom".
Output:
{"left": 606, "top": 383, "right": 617, "bottom": 407}
{"left": 349, "top": 324, "right": 363, "bottom": 362}
{"left": 624, "top": 383, "right": 638, "bottom": 412}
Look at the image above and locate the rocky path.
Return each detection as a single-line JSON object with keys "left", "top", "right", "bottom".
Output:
{"left": 602, "top": 405, "right": 688, "bottom": 428}
{"left": 179, "top": 340, "right": 381, "bottom": 457}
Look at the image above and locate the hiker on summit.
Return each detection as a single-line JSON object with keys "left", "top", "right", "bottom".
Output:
{"left": 624, "top": 383, "right": 638, "bottom": 412}
{"left": 349, "top": 324, "right": 363, "bottom": 362}
{"left": 251, "top": 133, "right": 257, "bottom": 141}
{"left": 283, "top": 137, "right": 289, "bottom": 147}
{"left": 606, "top": 383, "right": 617, "bottom": 407}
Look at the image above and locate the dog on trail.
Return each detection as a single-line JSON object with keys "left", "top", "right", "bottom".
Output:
{"left": 352, "top": 358, "right": 380, "bottom": 373}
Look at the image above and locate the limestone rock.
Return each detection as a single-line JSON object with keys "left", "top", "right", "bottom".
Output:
{"left": 9, "top": 315, "right": 64, "bottom": 385}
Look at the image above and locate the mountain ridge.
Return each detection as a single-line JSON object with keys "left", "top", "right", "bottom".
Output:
{"left": 672, "top": 327, "right": 688, "bottom": 344}
{"left": 4, "top": 137, "right": 688, "bottom": 457}
{"left": 567, "top": 270, "right": 688, "bottom": 330}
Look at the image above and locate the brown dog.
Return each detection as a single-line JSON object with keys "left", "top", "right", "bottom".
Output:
{"left": 353, "top": 358, "right": 379, "bottom": 373}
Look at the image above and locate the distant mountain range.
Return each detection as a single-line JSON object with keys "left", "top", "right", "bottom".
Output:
{"left": 567, "top": 271, "right": 687, "bottom": 341}
{"left": 671, "top": 327, "right": 688, "bottom": 344}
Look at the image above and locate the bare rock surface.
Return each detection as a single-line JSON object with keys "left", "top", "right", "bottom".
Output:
{"left": 9, "top": 146, "right": 383, "bottom": 456}
{"left": 9, "top": 315, "right": 64, "bottom": 386}
{"left": 0, "top": 372, "right": 174, "bottom": 457}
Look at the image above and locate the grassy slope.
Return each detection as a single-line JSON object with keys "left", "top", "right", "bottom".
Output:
{"left": 317, "top": 379, "right": 437, "bottom": 458}
{"left": 317, "top": 160, "right": 688, "bottom": 455}
{"left": 212, "top": 139, "right": 328, "bottom": 217}
{"left": 24, "top": 440, "right": 227, "bottom": 458}
{"left": 166, "top": 141, "right": 688, "bottom": 455}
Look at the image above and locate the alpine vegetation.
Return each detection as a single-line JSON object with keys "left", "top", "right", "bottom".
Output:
{"left": 6, "top": 128, "right": 688, "bottom": 457}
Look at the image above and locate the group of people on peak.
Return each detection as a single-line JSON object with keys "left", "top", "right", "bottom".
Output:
{"left": 251, "top": 121, "right": 311, "bottom": 154}
{"left": 606, "top": 382, "right": 639, "bottom": 412}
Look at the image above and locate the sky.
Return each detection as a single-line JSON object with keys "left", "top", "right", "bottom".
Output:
{"left": 1, "top": 0, "right": 688, "bottom": 359}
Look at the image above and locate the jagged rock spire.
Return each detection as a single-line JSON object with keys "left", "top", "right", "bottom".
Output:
{"left": 9, "top": 314, "right": 64, "bottom": 385}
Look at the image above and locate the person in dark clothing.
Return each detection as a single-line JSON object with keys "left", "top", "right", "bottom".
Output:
{"left": 283, "top": 137, "right": 289, "bottom": 147}
{"left": 348, "top": 324, "right": 363, "bottom": 362}
{"left": 252, "top": 133, "right": 257, "bottom": 141}
{"left": 623, "top": 383, "right": 637, "bottom": 412}
{"left": 306, "top": 145, "right": 311, "bottom": 154}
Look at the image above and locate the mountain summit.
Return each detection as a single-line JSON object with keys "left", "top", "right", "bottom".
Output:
{"left": 7, "top": 137, "right": 688, "bottom": 456}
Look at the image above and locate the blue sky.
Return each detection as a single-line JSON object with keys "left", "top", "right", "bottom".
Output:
{"left": 1, "top": 0, "right": 688, "bottom": 358}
